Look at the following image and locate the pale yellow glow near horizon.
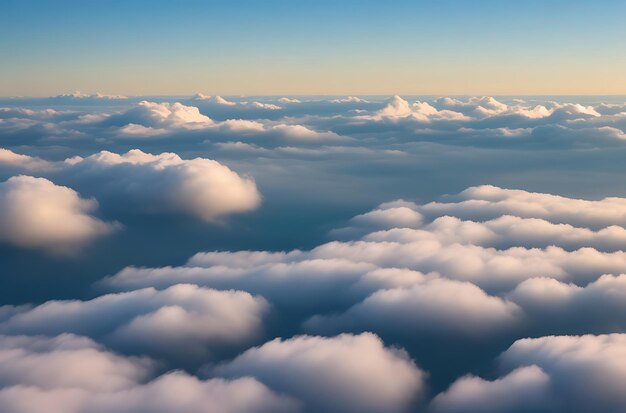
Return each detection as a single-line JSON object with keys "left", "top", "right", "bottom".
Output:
{"left": 2, "top": 58, "right": 625, "bottom": 97}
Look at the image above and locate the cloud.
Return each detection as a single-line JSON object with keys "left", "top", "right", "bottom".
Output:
{"left": 508, "top": 274, "right": 626, "bottom": 332}
{"left": 501, "top": 334, "right": 626, "bottom": 412}
{"left": 430, "top": 365, "right": 552, "bottom": 413}
{"left": 305, "top": 277, "right": 521, "bottom": 337}
{"left": 107, "top": 101, "right": 213, "bottom": 130}
{"left": 251, "top": 102, "right": 282, "bottom": 110}
{"left": 101, "top": 185, "right": 626, "bottom": 301}
{"left": 0, "top": 373, "right": 299, "bottom": 413}
{"left": 0, "top": 175, "right": 117, "bottom": 254}
{"left": 366, "top": 214, "right": 626, "bottom": 252}
{"left": 278, "top": 97, "right": 301, "bottom": 104}
{"left": 419, "top": 185, "right": 626, "bottom": 229}
{"left": 0, "top": 149, "right": 53, "bottom": 171}
{"left": 0, "top": 334, "right": 153, "bottom": 391}
{"left": 52, "top": 91, "right": 128, "bottom": 100}
{"left": 64, "top": 149, "right": 261, "bottom": 221}
{"left": 369, "top": 96, "right": 467, "bottom": 122}
{"left": 0, "top": 284, "right": 269, "bottom": 363}
{"left": 215, "top": 333, "right": 426, "bottom": 413}
{"left": 269, "top": 124, "right": 348, "bottom": 142}
{"left": 433, "top": 334, "right": 626, "bottom": 413}
{"left": 329, "top": 96, "right": 369, "bottom": 103}
{"left": 0, "top": 336, "right": 297, "bottom": 413}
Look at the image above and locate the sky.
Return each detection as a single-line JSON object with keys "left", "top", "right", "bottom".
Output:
{"left": 2, "top": 0, "right": 626, "bottom": 96}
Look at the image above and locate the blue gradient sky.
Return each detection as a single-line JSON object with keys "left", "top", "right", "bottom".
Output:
{"left": 1, "top": 0, "right": 625, "bottom": 96}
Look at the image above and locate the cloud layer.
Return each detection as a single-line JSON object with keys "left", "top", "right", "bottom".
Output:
{"left": 2, "top": 95, "right": 626, "bottom": 412}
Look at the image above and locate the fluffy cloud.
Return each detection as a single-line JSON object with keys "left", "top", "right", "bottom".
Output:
{"left": 0, "top": 334, "right": 153, "bottom": 391}
{"left": 0, "top": 176, "right": 117, "bottom": 254}
{"left": 430, "top": 365, "right": 552, "bottom": 413}
{"left": 109, "top": 101, "right": 213, "bottom": 130}
{"left": 0, "top": 284, "right": 269, "bottom": 363}
{"left": 508, "top": 274, "right": 626, "bottom": 332}
{"left": 64, "top": 149, "right": 261, "bottom": 221}
{"left": 305, "top": 277, "right": 521, "bottom": 337}
{"left": 419, "top": 185, "right": 626, "bottom": 229}
{"left": 0, "top": 149, "right": 53, "bottom": 171}
{"left": 370, "top": 95, "right": 466, "bottom": 122}
{"left": 215, "top": 333, "right": 426, "bottom": 413}
{"left": 278, "top": 97, "right": 301, "bottom": 104}
{"left": 0, "top": 334, "right": 297, "bottom": 413}
{"left": 0, "top": 373, "right": 298, "bottom": 413}
{"left": 433, "top": 334, "right": 626, "bottom": 413}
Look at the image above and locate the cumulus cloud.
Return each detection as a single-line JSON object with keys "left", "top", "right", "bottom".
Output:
{"left": 419, "top": 185, "right": 626, "bottom": 229}
{"left": 508, "top": 274, "right": 626, "bottom": 332}
{"left": 64, "top": 149, "right": 261, "bottom": 221}
{"left": 0, "top": 373, "right": 298, "bottom": 413}
{"left": 102, "top": 185, "right": 626, "bottom": 300}
{"left": 52, "top": 91, "right": 128, "bottom": 100}
{"left": 0, "top": 335, "right": 297, "bottom": 413}
{"left": 329, "top": 96, "right": 369, "bottom": 103}
{"left": 108, "top": 101, "right": 213, "bottom": 130}
{"left": 370, "top": 95, "right": 467, "bottom": 122}
{"left": 0, "top": 334, "right": 153, "bottom": 391}
{"left": 430, "top": 365, "right": 552, "bottom": 413}
{"left": 278, "top": 97, "right": 301, "bottom": 104}
{"left": 215, "top": 333, "right": 426, "bottom": 413}
{"left": 0, "top": 284, "right": 269, "bottom": 363}
{"left": 305, "top": 277, "right": 521, "bottom": 337}
{"left": 0, "top": 176, "right": 117, "bottom": 254}
{"left": 0, "top": 149, "right": 53, "bottom": 171}
{"left": 432, "top": 334, "right": 626, "bottom": 413}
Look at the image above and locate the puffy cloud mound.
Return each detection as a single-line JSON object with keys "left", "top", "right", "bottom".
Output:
{"left": 112, "top": 101, "right": 213, "bottom": 129}
{"left": 0, "top": 334, "right": 297, "bottom": 413}
{"left": 0, "top": 149, "right": 52, "bottom": 171}
{"left": 430, "top": 365, "right": 552, "bottom": 413}
{"left": 420, "top": 185, "right": 626, "bottom": 229}
{"left": 102, "top": 185, "right": 626, "bottom": 328}
{"left": 433, "top": 334, "right": 626, "bottom": 413}
{"left": 0, "top": 373, "right": 298, "bottom": 413}
{"left": 305, "top": 277, "right": 521, "bottom": 337}
{"left": 371, "top": 95, "right": 466, "bottom": 121}
{"left": 216, "top": 333, "right": 426, "bottom": 413}
{"left": 66, "top": 149, "right": 261, "bottom": 221}
{"left": 0, "top": 284, "right": 269, "bottom": 363}
{"left": 0, "top": 334, "right": 153, "bottom": 392}
{"left": 0, "top": 176, "right": 117, "bottom": 254}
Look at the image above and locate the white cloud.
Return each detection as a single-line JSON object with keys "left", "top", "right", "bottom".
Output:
{"left": 0, "top": 334, "right": 153, "bottom": 392}
{"left": 420, "top": 185, "right": 626, "bottom": 229}
{"left": 330, "top": 96, "right": 369, "bottom": 103}
{"left": 278, "top": 97, "right": 301, "bottom": 104}
{"left": 66, "top": 149, "right": 261, "bottom": 221}
{"left": 0, "top": 284, "right": 269, "bottom": 363}
{"left": 123, "top": 101, "right": 214, "bottom": 129}
{"left": 369, "top": 96, "right": 467, "bottom": 122}
{"left": 430, "top": 366, "right": 551, "bottom": 413}
{"left": 0, "top": 370, "right": 297, "bottom": 413}
{"left": 0, "top": 176, "right": 117, "bottom": 254}
{"left": 215, "top": 333, "right": 426, "bottom": 413}
{"left": 430, "top": 333, "right": 626, "bottom": 413}
{"left": 305, "top": 277, "right": 521, "bottom": 337}
{"left": 500, "top": 334, "right": 626, "bottom": 412}
{"left": 251, "top": 102, "right": 282, "bottom": 110}
{"left": 0, "top": 149, "right": 53, "bottom": 171}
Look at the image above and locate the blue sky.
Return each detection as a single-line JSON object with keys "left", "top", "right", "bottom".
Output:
{"left": 1, "top": 0, "right": 625, "bottom": 95}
